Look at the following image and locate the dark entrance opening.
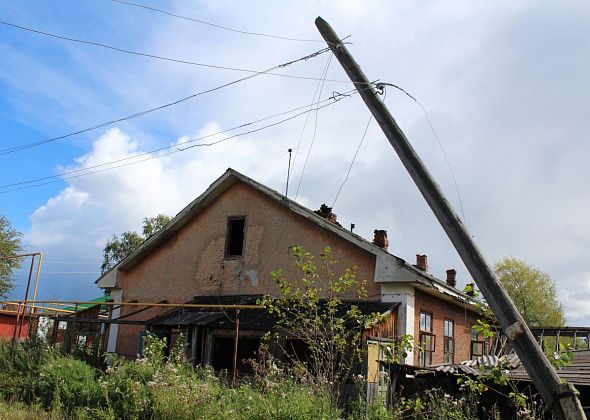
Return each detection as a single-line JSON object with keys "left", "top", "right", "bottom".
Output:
{"left": 211, "top": 336, "right": 260, "bottom": 373}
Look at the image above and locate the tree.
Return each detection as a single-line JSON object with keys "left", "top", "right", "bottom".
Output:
{"left": 260, "top": 246, "right": 379, "bottom": 406}
{"left": 101, "top": 214, "right": 171, "bottom": 274}
{"left": 0, "top": 215, "right": 23, "bottom": 297}
{"left": 494, "top": 257, "right": 565, "bottom": 327}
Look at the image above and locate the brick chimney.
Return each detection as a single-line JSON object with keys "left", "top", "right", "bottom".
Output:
{"left": 415, "top": 254, "right": 428, "bottom": 271}
{"left": 314, "top": 204, "right": 340, "bottom": 226}
{"left": 372, "top": 230, "right": 388, "bottom": 251}
{"left": 446, "top": 269, "right": 457, "bottom": 288}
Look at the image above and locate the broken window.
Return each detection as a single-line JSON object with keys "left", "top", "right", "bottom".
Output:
{"left": 443, "top": 319, "right": 454, "bottom": 364}
{"left": 470, "top": 327, "right": 486, "bottom": 358}
{"left": 419, "top": 312, "right": 435, "bottom": 366}
{"left": 225, "top": 217, "right": 246, "bottom": 257}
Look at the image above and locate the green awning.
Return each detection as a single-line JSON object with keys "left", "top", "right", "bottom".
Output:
{"left": 62, "top": 295, "right": 112, "bottom": 312}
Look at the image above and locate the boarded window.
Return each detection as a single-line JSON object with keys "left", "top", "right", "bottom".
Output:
{"left": 226, "top": 217, "right": 246, "bottom": 257}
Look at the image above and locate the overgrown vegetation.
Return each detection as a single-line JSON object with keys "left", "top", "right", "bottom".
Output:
{"left": 0, "top": 335, "right": 506, "bottom": 419}
{"left": 0, "top": 248, "right": 562, "bottom": 419}
{"left": 0, "top": 336, "right": 341, "bottom": 419}
{"left": 261, "top": 245, "right": 378, "bottom": 406}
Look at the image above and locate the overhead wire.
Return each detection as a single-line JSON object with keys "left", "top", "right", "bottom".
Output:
{"left": 0, "top": 20, "right": 316, "bottom": 76}
{"left": 0, "top": 20, "right": 355, "bottom": 84}
{"left": 288, "top": 53, "right": 332, "bottom": 197}
{"left": 110, "top": 0, "right": 322, "bottom": 43}
{"left": 416, "top": 100, "right": 467, "bottom": 225}
{"left": 0, "top": 46, "right": 331, "bottom": 156}
{"left": 42, "top": 261, "right": 99, "bottom": 265}
{"left": 331, "top": 114, "right": 374, "bottom": 208}
{"left": 0, "top": 91, "right": 349, "bottom": 189}
{"left": 294, "top": 53, "right": 333, "bottom": 199}
{"left": 0, "top": 87, "right": 362, "bottom": 194}
{"left": 331, "top": 87, "right": 390, "bottom": 208}
{"left": 377, "top": 82, "right": 467, "bottom": 224}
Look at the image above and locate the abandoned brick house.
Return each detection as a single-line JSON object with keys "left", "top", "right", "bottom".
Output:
{"left": 95, "top": 168, "right": 484, "bottom": 374}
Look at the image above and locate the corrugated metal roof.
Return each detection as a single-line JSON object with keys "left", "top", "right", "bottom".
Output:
{"left": 431, "top": 350, "right": 590, "bottom": 387}
{"left": 509, "top": 350, "right": 590, "bottom": 386}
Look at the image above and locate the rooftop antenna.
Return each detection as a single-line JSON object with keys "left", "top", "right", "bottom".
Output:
{"left": 285, "top": 148, "right": 292, "bottom": 197}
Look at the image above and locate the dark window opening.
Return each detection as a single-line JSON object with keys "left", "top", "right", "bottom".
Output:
{"left": 226, "top": 217, "right": 245, "bottom": 257}
{"left": 211, "top": 336, "right": 259, "bottom": 373}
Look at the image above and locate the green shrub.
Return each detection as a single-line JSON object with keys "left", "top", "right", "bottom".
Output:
{"left": 99, "top": 358, "right": 155, "bottom": 419}
{"left": 0, "top": 337, "right": 52, "bottom": 403}
{"left": 37, "top": 356, "right": 101, "bottom": 414}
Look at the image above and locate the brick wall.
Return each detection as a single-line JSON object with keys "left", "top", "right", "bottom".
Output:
{"left": 413, "top": 288, "right": 478, "bottom": 365}
{"left": 115, "top": 181, "right": 380, "bottom": 357}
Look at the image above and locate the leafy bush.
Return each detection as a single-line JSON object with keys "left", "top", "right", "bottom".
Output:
{"left": 0, "top": 337, "right": 52, "bottom": 403}
{"left": 37, "top": 356, "right": 101, "bottom": 413}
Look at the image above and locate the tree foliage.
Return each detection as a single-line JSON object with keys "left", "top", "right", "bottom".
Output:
{"left": 494, "top": 257, "right": 565, "bottom": 327}
{"left": 101, "top": 214, "right": 171, "bottom": 274}
{"left": 260, "top": 246, "right": 379, "bottom": 406}
{"left": 0, "top": 215, "right": 23, "bottom": 297}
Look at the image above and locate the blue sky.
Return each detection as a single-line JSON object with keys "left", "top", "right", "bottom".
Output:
{"left": 1, "top": 1, "right": 590, "bottom": 323}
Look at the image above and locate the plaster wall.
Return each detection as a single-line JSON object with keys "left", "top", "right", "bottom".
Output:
{"left": 381, "top": 282, "right": 416, "bottom": 364}
{"left": 115, "top": 182, "right": 379, "bottom": 357}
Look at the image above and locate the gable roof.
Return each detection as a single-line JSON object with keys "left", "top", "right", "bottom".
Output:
{"left": 96, "top": 168, "right": 471, "bottom": 301}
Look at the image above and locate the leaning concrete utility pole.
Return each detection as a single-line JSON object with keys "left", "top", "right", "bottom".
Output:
{"left": 315, "top": 17, "right": 585, "bottom": 420}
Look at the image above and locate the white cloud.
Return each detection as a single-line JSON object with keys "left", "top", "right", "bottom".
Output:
{"left": 561, "top": 274, "right": 590, "bottom": 323}
{"left": 3, "top": 0, "right": 589, "bottom": 323}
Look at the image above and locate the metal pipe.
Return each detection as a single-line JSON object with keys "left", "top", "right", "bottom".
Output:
{"left": 31, "top": 252, "right": 43, "bottom": 310}
{"left": 17, "top": 255, "right": 36, "bottom": 339}
{"left": 0, "top": 252, "right": 41, "bottom": 259}
{"left": 232, "top": 308, "right": 240, "bottom": 385}
{"left": 2, "top": 299, "right": 265, "bottom": 310}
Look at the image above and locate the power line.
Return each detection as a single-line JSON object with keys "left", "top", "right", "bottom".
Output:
{"left": 0, "top": 89, "right": 359, "bottom": 194}
{"left": 14, "top": 269, "right": 100, "bottom": 274}
{"left": 295, "top": 54, "right": 333, "bottom": 199}
{"left": 0, "top": 92, "right": 347, "bottom": 189}
{"left": 0, "top": 20, "right": 354, "bottom": 84}
{"left": 415, "top": 100, "right": 467, "bottom": 225}
{"left": 377, "top": 82, "right": 467, "bottom": 225}
{"left": 43, "top": 261, "right": 99, "bottom": 265}
{"left": 0, "top": 20, "right": 311, "bottom": 75}
{"left": 332, "top": 114, "right": 373, "bottom": 208}
{"left": 0, "top": 46, "right": 330, "bottom": 156}
{"left": 111, "top": 0, "right": 322, "bottom": 43}
{"left": 289, "top": 54, "right": 332, "bottom": 197}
